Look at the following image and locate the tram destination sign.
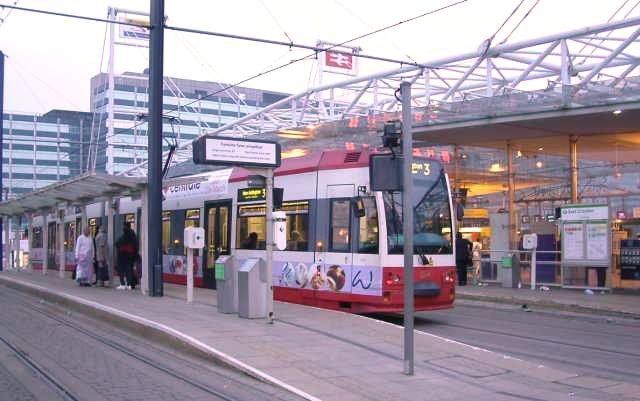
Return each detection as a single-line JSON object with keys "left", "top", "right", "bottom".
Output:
{"left": 193, "top": 135, "right": 281, "bottom": 168}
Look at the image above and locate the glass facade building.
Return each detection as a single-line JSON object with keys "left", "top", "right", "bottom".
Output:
{"left": 1, "top": 110, "right": 92, "bottom": 198}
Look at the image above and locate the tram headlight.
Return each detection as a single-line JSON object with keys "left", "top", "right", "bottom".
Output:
{"left": 444, "top": 271, "right": 455, "bottom": 284}
{"left": 385, "top": 272, "right": 401, "bottom": 286}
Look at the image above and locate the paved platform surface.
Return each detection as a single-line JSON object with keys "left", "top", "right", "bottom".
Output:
{"left": 457, "top": 284, "right": 640, "bottom": 318}
{"left": 2, "top": 269, "right": 640, "bottom": 401}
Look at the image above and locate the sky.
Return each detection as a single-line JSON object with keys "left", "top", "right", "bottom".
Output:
{"left": 1, "top": 0, "right": 639, "bottom": 114}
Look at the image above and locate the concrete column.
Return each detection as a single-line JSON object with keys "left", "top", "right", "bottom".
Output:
{"left": 107, "top": 198, "right": 117, "bottom": 287}
{"left": 570, "top": 135, "right": 579, "bottom": 203}
{"left": 42, "top": 213, "right": 49, "bottom": 274}
{"left": 58, "top": 209, "right": 65, "bottom": 278}
{"left": 81, "top": 205, "right": 87, "bottom": 232}
{"left": 3, "top": 217, "right": 9, "bottom": 270}
{"left": 507, "top": 141, "right": 517, "bottom": 250}
{"left": 27, "top": 214, "right": 33, "bottom": 271}
{"left": 140, "top": 189, "right": 149, "bottom": 295}
{"left": 12, "top": 218, "right": 19, "bottom": 269}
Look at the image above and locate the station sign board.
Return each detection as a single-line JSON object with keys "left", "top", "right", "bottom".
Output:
{"left": 560, "top": 204, "right": 610, "bottom": 268}
{"left": 193, "top": 136, "right": 281, "bottom": 168}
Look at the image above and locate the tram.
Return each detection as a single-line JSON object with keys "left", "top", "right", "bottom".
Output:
{"left": 29, "top": 149, "right": 457, "bottom": 313}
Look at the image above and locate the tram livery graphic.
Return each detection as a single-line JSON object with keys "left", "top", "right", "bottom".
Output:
{"left": 28, "top": 149, "right": 457, "bottom": 313}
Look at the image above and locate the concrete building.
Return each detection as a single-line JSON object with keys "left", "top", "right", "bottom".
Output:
{"left": 1, "top": 109, "right": 91, "bottom": 198}
{"left": 88, "top": 71, "right": 289, "bottom": 175}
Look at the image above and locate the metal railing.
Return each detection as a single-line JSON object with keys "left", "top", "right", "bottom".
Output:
{"left": 471, "top": 249, "right": 562, "bottom": 288}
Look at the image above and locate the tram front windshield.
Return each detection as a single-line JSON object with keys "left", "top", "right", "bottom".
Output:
{"left": 383, "top": 161, "right": 453, "bottom": 255}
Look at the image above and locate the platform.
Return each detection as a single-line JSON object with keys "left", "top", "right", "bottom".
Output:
{"left": 1, "top": 269, "right": 639, "bottom": 401}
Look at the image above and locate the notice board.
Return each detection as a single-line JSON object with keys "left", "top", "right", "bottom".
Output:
{"left": 560, "top": 204, "right": 610, "bottom": 267}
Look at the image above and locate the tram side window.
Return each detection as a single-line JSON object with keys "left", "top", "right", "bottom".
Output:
{"left": 330, "top": 199, "right": 351, "bottom": 252}
{"left": 236, "top": 204, "right": 266, "bottom": 250}
{"left": 357, "top": 197, "right": 379, "bottom": 254}
{"left": 64, "top": 222, "right": 76, "bottom": 251}
{"left": 89, "top": 218, "right": 98, "bottom": 237}
{"left": 162, "top": 211, "right": 171, "bottom": 254}
{"left": 183, "top": 209, "right": 200, "bottom": 256}
{"left": 282, "top": 201, "right": 309, "bottom": 251}
{"left": 31, "top": 227, "right": 43, "bottom": 248}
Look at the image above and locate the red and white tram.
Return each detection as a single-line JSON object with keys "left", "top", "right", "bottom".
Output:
{"left": 29, "top": 149, "right": 457, "bottom": 313}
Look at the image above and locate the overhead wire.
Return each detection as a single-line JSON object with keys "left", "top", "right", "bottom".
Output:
{"left": 0, "top": 0, "right": 18, "bottom": 30}
{"left": 498, "top": 0, "right": 541, "bottom": 45}
{"left": 2, "top": 0, "right": 471, "bottom": 176}
{"left": 259, "top": 0, "right": 294, "bottom": 45}
{"left": 87, "top": 19, "right": 109, "bottom": 172}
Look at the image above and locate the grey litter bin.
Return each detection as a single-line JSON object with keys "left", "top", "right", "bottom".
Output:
{"left": 237, "top": 258, "right": 267, "bottom": 319}
{"left": 215, "top": 255, "right": 237, "bottom": 314}
{"left": 501, "top": 254, "right": 521, "bottom": 288}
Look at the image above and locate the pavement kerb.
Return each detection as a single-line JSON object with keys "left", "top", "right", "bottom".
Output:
{"left": 456, "top": 293, "right": 640, "bottom": 319}
{"left": 0, "top": 275, "right": 322, "bottom": 401}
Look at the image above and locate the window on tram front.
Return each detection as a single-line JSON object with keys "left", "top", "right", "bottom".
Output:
{"left": 162, "top": 211, "right": 171, "bottom": 254}
{"left": 236, "top": 204, "right": 266, "bottom": 250}
{"left": 32, "top": 227, "right": 43, "bottom": 248}
{"left": 184, "top": 208, "right": 200, "bottom": 256}
{"left": 330, "top": 199, "right": 351, "bottom": 252}
{"left": 282, "top": 201, "right": 309, "bottom": 251}
{"left": 357, "top": 197, "right": 379, "bottom": 254}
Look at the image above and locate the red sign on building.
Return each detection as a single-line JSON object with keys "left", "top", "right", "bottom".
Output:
{"left": 325, "top": 51, "right": 353, "bottom": 70}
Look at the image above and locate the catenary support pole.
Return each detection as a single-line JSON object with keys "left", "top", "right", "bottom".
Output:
{"left": 58, "top": 209, "right": 65, "bottom": 278}
{"left": 401, "top": 81, "right": 414, "bottom": 376}
{"left": 507, "top": 141, "right": 517, "bottom": 250}
{"left": 107, "top": 196, "right": 115, "bottom": 287}
{"left": 42, "top": 213, "right": 48, "bottom": 274}
{"left": 0, "top": 51, "right": 4, "bottom": 271}
{"left": 26, "top": 214, "right": 32, "bottom": 271}
{"left": 570, "top": 135, "right": 579, "bottom": 203}
{"left": 147, "top": 0, "right": 165, "bottom": 297}
{"left": 265, "top": 168, "right": 274, "bottom": 323}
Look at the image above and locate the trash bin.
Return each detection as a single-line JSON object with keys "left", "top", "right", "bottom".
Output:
{"left": 501, "top": 254, "right": 521, "bottom": 288}
{"left": 237, "top": 258, "right": 267, "bottom": 319}
{"left": 215, "top": 255, "right": 237, "bottom": 313}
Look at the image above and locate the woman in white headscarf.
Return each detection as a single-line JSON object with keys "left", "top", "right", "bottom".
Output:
{"left": 75, "top": 226, "right": 94, "bottom": 286}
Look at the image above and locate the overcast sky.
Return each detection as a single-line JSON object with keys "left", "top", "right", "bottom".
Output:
{"left": 1, "top": 0, "right": 638, "bottom": 114}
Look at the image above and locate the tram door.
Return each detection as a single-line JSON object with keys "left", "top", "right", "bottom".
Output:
{"left": 203, "top": 200, "right": 231, "bottom": 289}
{"left": 47, "top": 222, "right": 57, "bottom": 269}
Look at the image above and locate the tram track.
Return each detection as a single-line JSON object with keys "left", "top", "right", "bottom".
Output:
{"left": 414, "top": 316, "right": 640, "bottom": 358}
{"left": 0, "top": 286, "right": 299, "bottom": 401}
{"left": 0, "top": 333, "right": 78, "bottom": 401}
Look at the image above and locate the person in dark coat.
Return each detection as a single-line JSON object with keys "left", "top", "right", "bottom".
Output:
{"left": 115, "top": 222, "right": 138, "bottom": 290}
{"left": 455, "top": 232, "right": 472, "bottom": 286}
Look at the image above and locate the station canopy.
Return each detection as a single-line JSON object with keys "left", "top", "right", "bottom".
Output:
{"left": 0, "top": 173, "right": 145, "bottom": 217}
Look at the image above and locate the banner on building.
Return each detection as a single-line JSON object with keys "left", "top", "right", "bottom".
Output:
{"left": 118, "top": 14, "right": 150, "bottom": 42}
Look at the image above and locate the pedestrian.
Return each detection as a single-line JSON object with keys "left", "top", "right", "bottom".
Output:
{"left": 455, "top": 232, "right": 472, "bottom": 286}
{"left": 74, "top": 226, "right": 94, "bottom": 287}
{"left": 115, "top": 222, "right": 138, "bottom": 290}
{"left": 94, "top": 225, "right": 109, "bottom": 287}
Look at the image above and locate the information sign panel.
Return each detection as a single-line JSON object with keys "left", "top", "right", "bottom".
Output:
{"left": 586, "top": 222, "right": 608, "bottom": 261}
{"left": 560, "top": 204, "right": 610, "bottom": 268}
{"left": 193, "top": 136, "right": 281, "bottom": 168}
{"left": 563, "top": 223, "right": 584, "bottom": 260}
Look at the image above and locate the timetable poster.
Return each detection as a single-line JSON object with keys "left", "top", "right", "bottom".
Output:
{"left": 563, "top": 223, "right": 584, "bottom": 260}
{"left": 586, "top": 222, "right": 608, "bottom": 261}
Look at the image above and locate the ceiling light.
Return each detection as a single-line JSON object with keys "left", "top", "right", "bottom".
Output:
{"left": 281, "top": 148, "right": 308, "bottom": 159}
{"left": 277, "top": 129, "right": 312, "bottom": 139}
{"left": 613, "top": 109, "right": 622, "bottom": 115}
{"left": 535, "top": 160, "right": 543, "bottom": 168}
{"left": 537, "top": 147, "right": 544, "bottom": 151}
{"left": 516, "top": 150, "right": 523, "bottom": 158}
